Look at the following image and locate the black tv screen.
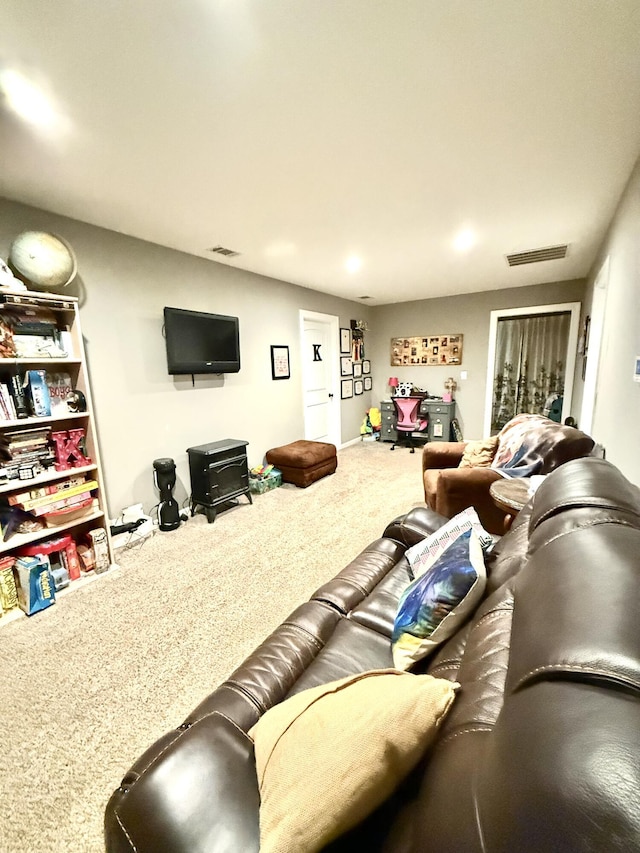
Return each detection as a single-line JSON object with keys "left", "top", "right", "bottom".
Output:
{"left": 164, "top": 307, "right": 240, "bottom": 375}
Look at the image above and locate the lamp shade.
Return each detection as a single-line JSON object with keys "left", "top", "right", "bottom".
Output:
{"left": 388, "top": 377, "right": 399, "bottom": 388}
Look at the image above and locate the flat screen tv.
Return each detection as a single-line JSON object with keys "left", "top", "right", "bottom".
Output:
{"left": 163, "top": 307, "right": 240, "bottom": 375}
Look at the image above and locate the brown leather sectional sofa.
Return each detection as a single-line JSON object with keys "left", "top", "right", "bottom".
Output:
{"left": 105, "top": 456, "right": 640, "bottom": 853}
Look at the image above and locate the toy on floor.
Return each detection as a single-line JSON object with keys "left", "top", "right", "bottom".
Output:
{"left": 360, "top": 407, "right": 382, "bottom": 440}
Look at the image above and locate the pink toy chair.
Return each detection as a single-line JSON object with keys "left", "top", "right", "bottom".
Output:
{"left": 391, "top": 396, "right": 423, "bottom": 453}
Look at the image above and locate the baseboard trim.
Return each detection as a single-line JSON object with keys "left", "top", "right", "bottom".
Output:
{"left": 339, "top": 437, "right": 362, "bottom": 450}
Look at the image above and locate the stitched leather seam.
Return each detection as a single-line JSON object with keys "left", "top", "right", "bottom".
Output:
{"left": 325, "top": 577, "right": 371, "bottom": 598}
{"left": 282, "top": 622, "right": 325, "bottom": 650}
{"left": 133, "top": 728, "right": 189, "bottom": 777}
{"left": 439, "top": 725, "right": 493, "bottom": 745}
{"left": 398, "top": 519, "right": 429, "bottom": 547}
{"left": 205, "top": 710, "right": 253, "bottom": 742}
{"left": 533, "top": 506, "right": 640, "bottom": 532}
{"left": 472, "top": 604, "right": 514, "bottom": 629}
{"left": 530, "top": 516, "right": 640, "bottom": 551}
{"left": 515, "top": 662, "right": 640, "bottom": 693}
{"left": 223, "top": 682, "right": 265, "bottom": 714}
{"left": 112, "top": 712, "right": 253, "bottom": 846}
{"left": 429, "top": 662, "right": 460, "bottom": 675}
{"left": 226, "top": 625, "right": 325, "bottom": 714}
{"left": 313, "top": 597, "right": 347, "bottom": 615}
{"left": 430, "top": 657, "right": 461, "bottom": 668}
{"left": 114, "top": 806, "right": 138, "bottom": 851}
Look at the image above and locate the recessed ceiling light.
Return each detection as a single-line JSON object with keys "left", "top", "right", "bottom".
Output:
{"left": 0, "top": 69, "right": 58, "bottom": 130}
{"left": 345, "top": 255, "right": 362, "bottom": 273}
{"left": 452, "top": 228, "right": 477, "bottom": 253}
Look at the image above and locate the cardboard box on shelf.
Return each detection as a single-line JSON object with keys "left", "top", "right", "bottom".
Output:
{"left": 13, "top": 555, "right": 56, "bottom": 615}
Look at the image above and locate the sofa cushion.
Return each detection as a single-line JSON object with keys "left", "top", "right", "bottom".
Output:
{"left": 349, "top": 558, "right": 414, "bottom": 638}
{"left": 285, "top": 618, "right": 394, "bottom": 696}
{"left": 458, "top": 436, "right": 499, "bottom": 468}
{"left": 249, "top": 669, "right": 457, "bottom": 853}
{"left": 392, "top": 529, "right": 487, "bottom": 671}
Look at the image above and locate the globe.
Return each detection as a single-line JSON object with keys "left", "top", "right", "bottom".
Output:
{"left": 8, "top": 231, "right": 77, "bottom": 290}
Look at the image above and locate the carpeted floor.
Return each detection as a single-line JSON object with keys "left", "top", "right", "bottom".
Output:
{"left": 0, "top": 440, "right": 425, "bottom": 853}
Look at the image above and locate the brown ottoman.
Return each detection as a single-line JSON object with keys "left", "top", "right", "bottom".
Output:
{"left": 265, "top": 440, "right": 337, "bottom": 488}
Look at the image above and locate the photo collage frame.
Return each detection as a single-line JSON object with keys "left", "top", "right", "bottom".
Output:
{"left": 390, "top": 334, "right": 463, "bottom": 366}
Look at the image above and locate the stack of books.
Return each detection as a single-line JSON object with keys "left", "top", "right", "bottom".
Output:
{"left": 7, "top": 475, "right": 98, "bottom": 518}
{"left": 0, "top": 427, "right": 56, "bottom": 481}
{"left": 1, "top": 305, "right": 66, "bottom": 358}
{"left": 0, "top": 376, "right": 29, "bottom": 421}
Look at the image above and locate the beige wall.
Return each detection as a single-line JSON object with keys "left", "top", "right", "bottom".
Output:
{"left": 578, "top": 154, "right": 640, "bottom": 482}
{"left": 3, "top": 170, "right": 637, "bottom": 521}
{"left": 370, "top": 279, "right": 585, "bottom": 438}
{"left": 0, "top": 197, "right": 373, "bottom": 517}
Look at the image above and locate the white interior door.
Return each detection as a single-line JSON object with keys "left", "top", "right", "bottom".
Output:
{"left": 300, "top": 310, "right": 340, "bottom": 445}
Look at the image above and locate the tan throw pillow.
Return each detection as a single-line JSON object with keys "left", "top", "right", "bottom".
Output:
{"left": 458, "top": 435, "right": 499, "bottom": 468}
{"left": 249, "top": 669, "right": 458, "bottom": 853}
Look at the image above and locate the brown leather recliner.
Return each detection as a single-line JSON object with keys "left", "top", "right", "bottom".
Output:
{"left": 422, "top": 413, "right": 595, "bottom": 534}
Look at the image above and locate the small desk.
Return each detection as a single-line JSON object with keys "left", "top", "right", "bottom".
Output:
{"left": 489, "top": 477, "right": 531, "bottom": 532}
{"left": 380, "top": 398, "right": 455, "bottom": 443}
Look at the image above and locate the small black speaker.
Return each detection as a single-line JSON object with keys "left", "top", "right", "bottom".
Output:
{"left": 153, "top": 457, "right": 180, "bottom": 531}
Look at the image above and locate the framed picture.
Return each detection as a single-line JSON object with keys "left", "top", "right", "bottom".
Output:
{"left": 341, "top": 378, "right": 353, "bottom": 399}
{"left": 270, "top": 345, "right": 290, "bottom": 380}
{"left": 363, "top": 376, "right": 372, "bottom": 391}
{"left": 362, "top": 359, "right": 371, "bottom": 374}
{"left": 340, "top": 356, "right": 353, "bottom": 376}
{"left": 353, "top": 362, "right": 362, "bottom": 378}
{"left": 340, "top": 328, "right": 351, "bottom": 354}
{"left": 354, "top": 379, "right": 364, "bottom": 395}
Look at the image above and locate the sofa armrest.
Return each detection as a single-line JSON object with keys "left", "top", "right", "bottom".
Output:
{"left": 422, "top": 441, "right": 466, "bottom": 472}
{"left": 423, "top": 466, "right": 505, "bottom": 534}
{"left": 383, "top": 505, "right": 449, "bottom": 547}
{"left": 105, "top": 712, "right": 260, "bottom": 853}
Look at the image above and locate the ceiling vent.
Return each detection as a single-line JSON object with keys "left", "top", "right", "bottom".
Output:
{"left": 506, "top": 244, "right": 568, "bottom": 267}
{"left": 208, "top": 245, "right": 240, "bottom": 258}
{"left": 359, "top": 295, "right": 372, "bottom": 300}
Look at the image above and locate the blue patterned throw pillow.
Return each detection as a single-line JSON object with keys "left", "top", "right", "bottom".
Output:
{"left": 392, "top": 529, "right": 486, "bottom": 671}
{"left": 405, "top": 507, "right": 492, "bottom": 581}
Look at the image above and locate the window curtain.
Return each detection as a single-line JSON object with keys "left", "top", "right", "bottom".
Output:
{"left": 491, "top": 312, "right": 570, "bottom": 432}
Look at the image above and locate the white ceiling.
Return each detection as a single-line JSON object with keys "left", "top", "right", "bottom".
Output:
{"left": 2, "top": 1, "right": 640, "bottom": 305}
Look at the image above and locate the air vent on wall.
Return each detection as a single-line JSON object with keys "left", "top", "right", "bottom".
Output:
{"left": 506, "top": 244, "right": 568, "bottom": 267}
{"left": 208, "top": 245, "right": 240, "bottom": 258}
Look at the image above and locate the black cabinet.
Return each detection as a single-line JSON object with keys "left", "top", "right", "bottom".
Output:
{"left": 186, "top": 439, "right": 252, "bottom": 523}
